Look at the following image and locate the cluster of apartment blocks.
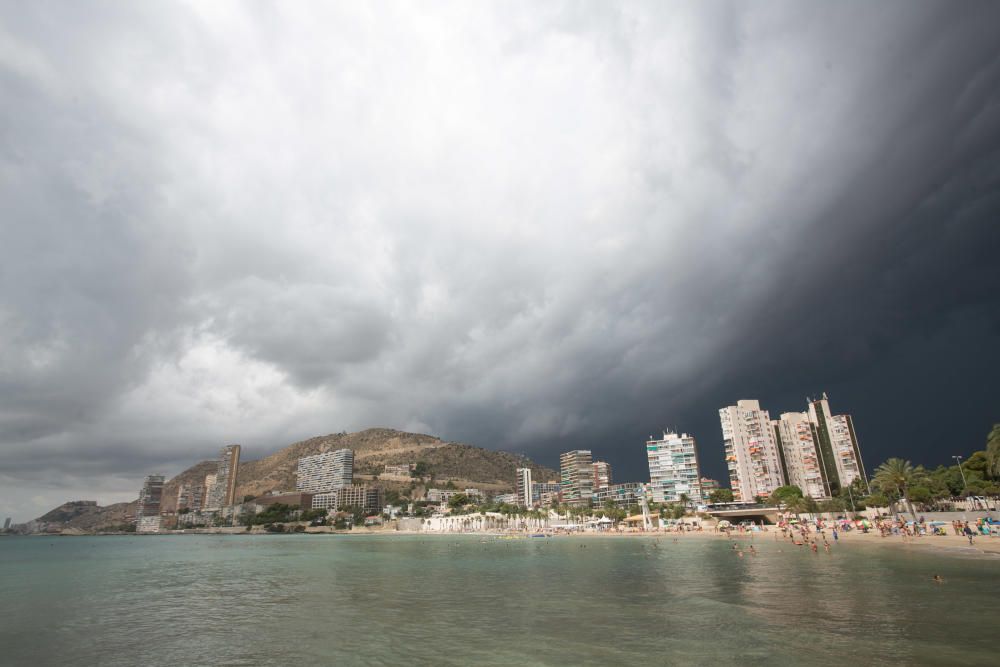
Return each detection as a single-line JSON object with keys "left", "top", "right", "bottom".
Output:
{"left": 135, "top": 444, "right": 387, "bottom": 532}
{"left": 721, "top": 393, "right": 867, "bottom": 502}
{"left": 512, "top": 392, "right": 866, "bottom": 509}
{"left": 512, "top": 446, "right": 685, "bottom": 509}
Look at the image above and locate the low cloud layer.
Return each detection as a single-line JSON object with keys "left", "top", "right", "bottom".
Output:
{"left": 2, "top": 1, "right": 999, "bottom": 521}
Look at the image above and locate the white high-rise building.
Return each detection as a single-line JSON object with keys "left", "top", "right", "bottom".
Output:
{"left": 645, "top": 432, "right": 704, "bottom": 504}
{"left": 772, "top": 412, "right": 830, "bottom": 500}
{"left": 807, "top": 393, "right": 868, "bottom": 492}
{"left": 203, "top": 473, "right": 217, "bottom": 509}
{"left": 135, "top": 475, "right": 164, "bottom": 533}
{"left": 719, "top": 400, "right": 785, "bottom": 503}
{"left": 297, "top": 449, "right": 354, "bottom": 493}
{"left": 516, "top": 467, "right": 533, "bottom": 507}
{"left": 204, "top": 445, "right": 241, "bottom": 510}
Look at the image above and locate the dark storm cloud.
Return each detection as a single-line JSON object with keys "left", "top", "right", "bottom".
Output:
{"left": 2, "top": 1, "right": 999, "bottom": 520}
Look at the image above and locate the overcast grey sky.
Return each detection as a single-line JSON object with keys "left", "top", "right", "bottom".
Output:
{"left": 2, "top": 1, "right": 999, "bottom": 522}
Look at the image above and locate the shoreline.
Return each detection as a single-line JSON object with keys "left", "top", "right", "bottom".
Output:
{"left": 11, "top": 526, "right": 1000, "bottom": 559}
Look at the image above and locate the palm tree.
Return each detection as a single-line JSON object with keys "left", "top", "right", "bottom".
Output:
{"left": 873, "top": 458, "right": 917, "bottom": 518}
{"left": 986, "top": 424, "right": 1000, "bottom": 480}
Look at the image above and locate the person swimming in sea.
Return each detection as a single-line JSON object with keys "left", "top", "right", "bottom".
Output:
{"left": 933, "top": 574, "right": 944, "bottom": 584}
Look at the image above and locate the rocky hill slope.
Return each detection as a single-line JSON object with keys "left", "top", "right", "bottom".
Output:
{"left": 30, "top": 500, "right": 136, "bottom": 533}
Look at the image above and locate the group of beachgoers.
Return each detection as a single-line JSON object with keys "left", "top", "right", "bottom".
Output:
{"left": 777, "top": 519, "right": 837, "bottom": 553}
{"left": 861, "top": 515, "right": 997, "bottom": 543}
{"left": 771, "top": 514, "right": 1000, "bottom": 545}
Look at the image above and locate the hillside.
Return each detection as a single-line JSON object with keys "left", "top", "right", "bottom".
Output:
{"left": 32, "top": 500, "right": 136, "bottom": 533}
{"left": 160, "top": 460, "right": 223, "bottom": 512}
{"left": 33, "top": 428, "right": 559, "bottom": 530}
{"left": 231, "top": 428, "right": 557, "bottom": 499}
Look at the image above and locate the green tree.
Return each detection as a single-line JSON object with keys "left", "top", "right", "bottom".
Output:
{"left": 908, "top": 486, "right": 932, "bottom": 506}
{"left": 987, "top": 424, "right": 1000, "bottom": 480}
{"left": 708, "top": 489, "right": 734, "bottom": 503}
{"left": 447, "top": 493, "right": 469, "bottom": 509}
{"left": 768, "top": 485, "right": 804, "bottom": 507}
{"left": 872, "top": 458, "right": 917, "bottom": 517}
{"left": 817, "top": 497, "right": 846, "bottom": 513}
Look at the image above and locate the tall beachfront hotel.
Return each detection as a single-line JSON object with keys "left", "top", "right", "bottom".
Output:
{"left": 560, "top": 450, "right": 594, "bottom": 506}
{"left": 719, "top": 401, "right": 785, "bottom": 503}
{"left": 296, "top": 449, "right": 354, "bottom": 493}
{"left": 204, "top": 444, "right": 241, "bottom": 510}
{"left": 806, "top": 393, "right": 868, "bottom": 493}
{"left": 645, "top": 432, "right": 704, "bottom": 504}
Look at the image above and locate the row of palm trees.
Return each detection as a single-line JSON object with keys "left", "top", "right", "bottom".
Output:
{"left": 872, "top": 425, "right": 1000, "bottom": 516}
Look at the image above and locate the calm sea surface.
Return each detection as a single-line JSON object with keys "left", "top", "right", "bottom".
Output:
{"left": 1, "top": 534, "right": 998, "bottom": 666}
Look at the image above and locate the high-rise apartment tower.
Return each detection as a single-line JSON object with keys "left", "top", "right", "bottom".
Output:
{"left": 719, "top": 400, "right": 785, "bottom": 503}
{"left": 646, "top": 432, "right": 704, "bottom": 504}
{"left": 135, "top": 475, "right": 165, "bottom": 533}
{"left": 205, "top": 445, "right": 241, "bottom": 510}
{"left": 516, "top": 467, "right": 533, "bottom": 507}
{"left": 772, "top": 411, "right": 830, "bottom": 499}
{"left": 592, "top": 461, "right": 612, "bottom": 491}
{"left": 560, "top": 450, "right": 594, "bottom": 506}
{"left": 296, "top": 449, "right": 354, "bottom": 493}
{"left": 807, "top": 393, "right": 868, "bottom": 493}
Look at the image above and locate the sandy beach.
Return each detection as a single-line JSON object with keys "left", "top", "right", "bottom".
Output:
{"left": 321, "top": 525, "right": 1000, "bottom": 558}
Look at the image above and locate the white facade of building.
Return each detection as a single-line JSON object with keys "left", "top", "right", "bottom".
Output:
{"left": 516, "top": 468, "right": 533, "bottom": 507}
{"left": 136, "top": 516, "right": 162, "bottom": 533}
{"left": 719, "top": 400, "right": 785, "bottom": 503}
{"left": 204, "top": 445, "right": 241, "bottom": 510}
{"left": 426, "top": 489, "right": 463, "bottom": 504}
{"left": 773, "top": 412, "right": 829, "bottom": 500}
{"left": 807, "top": 394, "right": 867, "bottom": 491}
{"left": 296, "top": 449, "right": 354, "bottom": 494}
{"left": 645, "top": 432, "right": 704, "bottom": 504}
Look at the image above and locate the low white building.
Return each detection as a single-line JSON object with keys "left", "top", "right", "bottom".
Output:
{"left": 421, "top": 512, "right": 549, "bottom": 533}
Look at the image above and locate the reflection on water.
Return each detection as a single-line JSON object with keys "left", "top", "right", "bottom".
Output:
{"left": 0, "top": 535, "right": 996, "bottom": 666}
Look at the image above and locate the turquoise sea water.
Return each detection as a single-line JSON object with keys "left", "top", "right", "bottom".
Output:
{"left": 0, "top": 534, "right": 998, "bottom": 666}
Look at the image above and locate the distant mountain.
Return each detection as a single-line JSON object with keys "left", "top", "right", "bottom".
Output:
{"left": 30, "top": 429, "right": 559, "bottom": 530}
{"left": 31, "top": 500, "right": 135, "bottom": 533}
